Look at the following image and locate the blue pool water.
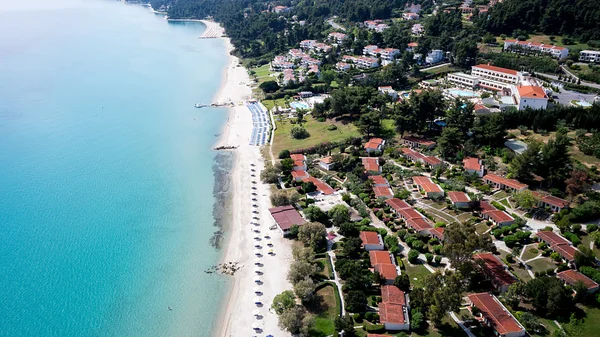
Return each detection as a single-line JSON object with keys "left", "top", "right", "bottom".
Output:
{"left": 290, "top": 101, "right": 310, "bottom": 110}
{"left": 448, "top": 89, "right": 480, "bottom": 97}
{"left": 0, "top": 0, "right": 230, "bottom": 336}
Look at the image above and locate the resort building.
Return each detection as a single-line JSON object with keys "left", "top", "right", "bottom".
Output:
{"left": 482, "top": 173, "right": 528, "bottom": 192}
{"left": 447, "top": 72, "right": 479, "bottom": 89}
{"left": 291, "top": 154, "right": 307, "bottom": 171}
{"left": 406, "top": 218, "right": 435, "bottom": 236}
{"left": 557, "top": 270, "right": 599, "bottom": 293}
{"left": 386, "top": 198, "right": 412, "bottom": 213}
{"left": 328, "top": 32, "right": 347, "bottom": 44}
{"left": 448, "top": 191, "right": 471, "bottom": 208}
{"left": 360, "top": 231, "right": 385, "bottom": 251}
{"left": 400, "top": 147, "right": 425, "bottom": 162}
{"left": 370, "top": 250, "right": 393, "bottom": 266}
{"left": 363, "top": 46, "right": 400, "bottom": 63}
{"left": 425, "top": 50, "right": 444, "bottom": 64}
{"left": 431, "top": 227, "right": 445, "bottom": 241}
{"left": 379, "top": 285, "right": 410, "bottom": 331}
{"left": 471, "top": 64, "right": 520, "bottom": 85}
{"left": 291, "top": 170, "right": 309, "bottom": 182}
{"left": 364, "top": 20, "right": 390, "bottom": 32}
{"left": 364, "top": 138, "right": 386, "bottom": 153}
{"left": 336, "top": 62, "right": 351, "bottom": 72}
{"left": 373, "top": 186, "right": 394, "bottom": 199}
{"left": 467, "top": 293, "right": 526, "bottom": 337}
{"left": 269, "top": 205, "right": 305, "bottom": 236}
{"left": 397, "top": 207, "right": 425, "bottom": 222}
{"left": 422, "top": 156, "right": 443, "bottom": 168}
{"left": 273, "top": 5, "right": 290, "bottom": 13}
{"left": 403, "top": 12, "right": 420, "bottom": 20}
{"left": 299, "top": 40, "right": 332, "bottom": 54}
{"left": 463, "top": 157, "right": 485, "bottom": 177}
{"left": 473, "top": 253, "right": 517, "bottom": 293}
{"left": 539, "top": 195, "right": 570, "bottom": 212}
{"left": 374, "top": 264, "right": 399, "bottom": 284}
{"left": 407, "top": 3, "right": 421, "bottom": 13}
{"left": 579, "top": 50, "right": 600, "bottom": 63}
{"left": 378, "top": 86, "right": 399, "bottom": 100}
{"left": 362, "top": 157, "right": 382, "bottom": 174}
{"left": 536, "top": 230, "right": 578, "bottom": 265}
{"left": 503, "top": 40, "right": 569, "bottom": 59}
{"left": 318, "top": 156, "right": 335, "bottom": 170}
{"left": 510, "top": 85, "right": 548, "bottom": 110}
{"left": 356, "top": 57, "right": 379, "bottom": 69}
{"left": 301, "top": 177, "right": 335, "bottom": 195}
{"left": 483, "top": 209, "right": 514, "bottom": 227}
{"left": 413, "top": 176, "right": 444, "bottom": 198}
{"left": 369, "top": 175, "right": 389, "bottom": 187}
{"left": 401, "top": 136, "right": 436, "bottom": 149}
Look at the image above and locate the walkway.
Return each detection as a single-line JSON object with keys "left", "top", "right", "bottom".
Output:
{"left": 327, "top": 246, "right": 346, "bottom": 316}
{"left": 449, "top": 311, "right": 476, "bottom": 337}
{"left": 420, "top": 62, "right": 451, "bottom": 72}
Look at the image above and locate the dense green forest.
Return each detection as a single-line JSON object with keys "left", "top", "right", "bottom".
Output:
{"left": 475, "top": 0, "right": 600, "bottom": 42}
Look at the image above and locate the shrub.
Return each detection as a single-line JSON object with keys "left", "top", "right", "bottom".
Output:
{"left": 425, "top": 253, "right": 434, "bottom": 264}
{"left": 365, "top": 324, "right": 385, "bottom": 333}
{"left": 365, "top": 312, "right": 374, "bottom": 321}
{"left": 278, "top": 149, "right": 291, "bottom": 159}
{"left": 434, "top": 255, "right": 442, "bottom": 264}
{"left": 327, "top": 124, "right": 338, "bottom": 131}
{"left": 588, "top": 224, "right": 598, "bottom": 233}
{"left": 408, "top": 249, "right": 419, "bottom": 263}
{"left": 317, "top": 117, "right": 326, "bottom": 122}
{"left": 290, "top": 126, "right": 310, "bottom": 139}
{"left": 506, "top": 254, "right": 514, "bottom": 263}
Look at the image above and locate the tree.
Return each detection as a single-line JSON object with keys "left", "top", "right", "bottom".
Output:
{"left": 565, "top": 169, "right": 591, "bottom": 197}
{"left": 518, "top": 312, "right": 540, "bottom": 332}
{"left": 524, "top": 277, "right": 573, "bottom": 317}
{"left": 357, "top": 110, "right": 382, "bottom": 137}
{"left": 503, "top": 282, "right": 525, "bottom": 309}
{"left": 298, "top": 222, "right": 327, "bottom": 251}
{"left": 539, "top": 130, "right": 572, "bottom": 186}
{"left": 294, "top": 277, "right": 316, "bottom": 303}
{"left": 272, "top": 290, "right": 296, "bottom": 314}
{"left": 509, "top": 141, "right": 541, "bottom": 181}
{"left": 292, "top": 245, "right": 315, "bottom": 262}
{"left": 261, "top": 163, "right": 281, "bottom": 183}
{"left": 410, "top": 309, "right": 425, "bottom": 331}
{"left": 408, "top": 249, "right": 420, "bottom": 263}
{"left": 260, "top": 80, "right": 280, "bottom": 93}
{"left": 291, "top": 125, "right": 310, "bottom": 139}
{"left": 279, "top": 149, "right": 291, "bottom": 159}
{"left": 328, "top": 204, "right": 351, "bottom": 226}
{"left": 288, "top": 260, "right": 319, "bottom": 284}
{"left": 423, "top": 271, "right": 464, "bottom": 326}
{"left": 304, "top": 206, "right": 328, "bottom": 223}
{"left": 271, "top": 190, "right": 300, "bottom": 206}
{"left": 437, "top": 127, "right": 463, "bottom": 160}
{"left": 446, "top": 99, "right": 475, "bottom": 134}
{"left": 453, "top": 38, "right": 478, "bottom": 68}
{"left": 513, "top": 190, "right": 540, "bottom": 210}
{"left": 443, "top": 222, "right": 493, "bottom": 279}
{"left": 345, "top": 290, "right": 367, "bottom": 313}
{"left": 394, "top": 274, "right": 411, "bottom": 291}
{"left": 343, "top": 237, "right": 363, "bottom": 258}
{"left": 573, "top": 281, "right": 589, "bottom": 303}
{"left": 339, "top": 222, "right": 360, "bottom": 237}
{"left": 302, "top": 181, "right": 317, "bottom": 193}
{"left": 278, "top": 305, "right": 307, "bottom": 334}
{"left": 574, "top": 245, "right": 596, "bottom": 268}
{"left": 334, "top": 314, "right": 356, "bottom": 336}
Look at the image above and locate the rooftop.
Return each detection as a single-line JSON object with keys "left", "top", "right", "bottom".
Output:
{"left": 517, "top": 85, "right": 547, "bottom": 99}
{"left": 291, "top": 170, "right": 309, "bottom": 179}
{"left": 379, "top": 302, "right": 407, "bottom": 324}
{"left": 402, "top": 136, "right": 436, "bottom": 146}
{"left": 320, "top": 156, "right": 333, "bottom": 164}
{"left": 468, "top": 292, "right": 524, "bottom": 335}
{"left": 374, "top": 186, "right": 393, "bottom": 198}
{"left": 448, "top": 191, "right": 470, "bottom": 203}
{"left": 370, "top": 251, "right": 393, "bottom": 266}
{"left": 473, "top": 64, "right": 518, "bottom": 76}
{"left": 362, "top": 157, "right": 381, "bottom": 172}
{"left": 290, "top": 153, "right": 305, "bottom": 161}
{"left": 360, "top": 231, "right": 382, "bottom": 246}
{"left": 483, "top": 173, "right": 528, "bottom": 190}
{"left": 269, "top": 205, "right": 305, "bottom": 230}
{"left": 386, "top": 198, "right": 412, "bottom": 212}
{"left": 302, "top": 177, "right": 335, "bottom": 195}
{"left": 473, "top": 253, "right": 516, "bottom": 287}
{"left": 381, "top": 285, "right": 406, "bottom": 305}
{"left": 369, "top": 175, "right": 388, "bottom": 185}
{"left": 431, "top": 227, "right": 445, "bottom": 241}
{"left": 541, "top": 195, "right": 569, "bottom": 208}
{"left": 463, "top": 157, "right": 481, "bottom": 171}
{"left": 484, "top": 209, "right": 514, "bottom": 223}
{"left": 406, "top": 218, "right": 433, "bottom": 231}
{"left": 375, "top": 263, "right": 398, "bottom": 280}
{"left": 557, "top": 269, "right": 599, "bottom": 290}
{"left": 398, "top": 207, "right": 424, "bottom": 220}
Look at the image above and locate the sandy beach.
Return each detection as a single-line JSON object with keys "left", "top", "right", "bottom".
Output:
{"left": 208, "top": 21, "right": 293, "bottom": 337}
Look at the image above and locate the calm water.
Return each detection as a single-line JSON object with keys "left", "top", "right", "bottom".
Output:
{"left": 0, "top": 1, "right": 230, "bottom": 336}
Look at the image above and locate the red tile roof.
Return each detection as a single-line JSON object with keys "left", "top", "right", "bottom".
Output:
{"left": 291, "top": 170, "right": 309, "bottom": 179}
{"left": 412, "top": 176, "right": 431, "bottom": 185}
{"left": 536, "top": 230, "right": 578, "bottom": 262}
{"left": 402, "top": 136, "right": 436, "bottom": 147}
{"left": 269, "top": 205, "right": 305, "bottom": 230}
{"left": 479, "top": 201, "right": 497, "bottom": 212}
{"left": 293, "top": 160, "right": 305, "bottom": 168}
{"left": 406, "top": 218, "right": 433, "bottom": 231}
{"left": 484, "top": 210, "right": 514, "bottom": 223}
{"left": 369, "top": 175, "right": 388, "bottom": 185}
{"left": 408, "top": 42, "right": 418, "bottom": 47}
{"left": 400, "top": 147, "right": 425, "bottom": 160}
{"left": 398, "top": 208, "right": 423, "bottom": 220}
{"left": 302, "top": 177, "right": 335, "bottom": 195}
{"left": 381, "top": 285, "right": 406, "bottom": 305}
{"left": 386, "top": 198, "right": 411, "bottom": 212}
{"left": 421, "top": 182, "right": 444, "bottom": 193}
{"left": 483, "top": 173, "right": 528, "bottom": 191}
{"left": 431, "top": 227, "right": 445, "bottom": 241}
{"left": 517, "top": 85, "right": 547, "bottom": 99}
{"left": 290, "top": 154, "right": 305, "bottom": 161}
{"left": 365, "top": 137, "right": 384, "bottom": 150}
{"left": 362, "top": 157, "right": 381, "bottom": 172}
{"left": 541, "top": 195, "right": 569, "bottom": 208}
{"left": 370, "top": 251, "right": 392, "bottom": 266}
{"left": 320, "top": 156, "right": 333, "bottom": 164}
{"left": 468, "top": 292, "right": 524, "bottom": 335}
{"left": 375, "top": 263, "right": 398, "bottom": 280}
{"left": 463, "top": 157, "right": 482, "bottom": 171}
{"left": 423, "top": 156, "right": 442, "bottom": 166}
{"left": 448, "top": 191, "right": 470, "bottom": 203}
{"left": 473, "top": 64, "right": 518, "bottom": 76}
{"left": 473, "top": 253, "right": 516, "bottom": 287}
{"left": 374, "top": 186, "right": 393, "bottom": 198}
{"left": 360, "top": 231, "right": 381, "bottom": 245}
{"left": 379, "top": 302, "right": 407, "bottom": 324}
{"left": 557, "top": 270, "right": 599, "bottom": 290}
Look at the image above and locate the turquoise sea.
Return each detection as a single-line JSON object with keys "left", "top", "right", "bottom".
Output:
{"left": 0, "top": 0, "right": 231, "bottom": 336}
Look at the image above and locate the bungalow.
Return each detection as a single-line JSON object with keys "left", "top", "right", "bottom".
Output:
{"left": 360, "top": 231, "right": 385, "bottom": 251}
{"left": 430, "top": 227, "right": 445, "bottom": 241}
{"left": 328, "top": 32, "right": 347, "bottom": 44}
{"left": 291, "top": 170, "right": 309, "bottom": 182}
{"left": 336, "top": 62, "right": 351, "bottom": 72}
{"left": 407, "top": 42, "right": 419, "bottom": 52}
{"left": 386, "top": 198, "right": 412, "bottom": 213}
{"left": 291, "top": 153, "right": 307, "bottom": 171}
{"left": 374, "top": 186, "right": 394, "bottom": 199}
{"left": 374, "top": 264, "right": 399, "bottom": 284}
{"left": 402, "top": 12, "right": 420, "bottom": 20}
{"left": 301, "top": 177, "right": 335, "bottom": 195}
{"left": 362, "top": 157, "right": 382, "bottom": 174}
{"left": 406, "top": 218, "right": 434, "bottom": 235}
{"left": 557, "top": 270, "right": 599, "bottom": 293}
{"left": 467, "top": 292, "right": 526, "bottom": 337}
{"left": 448, "top": 191, "right": 471, "bottom": 208}
{"left": 379, "top": 303, "right": 410, "bottom": 331}
{"left": 536, "top": 230, "right": 578, "bottom": 265}
{"left": 370, "top": 250, "right": 393, "bottom": 266}
{"left": 397, "top": 207, "right": 425, "bottom": 221}
{"left": 365, "top": 138, "right": 386, "bottom": 153}
{"left": 463, "top": 157, "right": 485, "bottom": 177}
{"left": 473, "top": 253, "right": 517, "bottom": 293}
{"left": 413, "top": 176, "right": 444, "bottom": 198}
{"left": 378, "top": 86, "right": 399, "bottom": 100}
{"left": 369, "top": 175, "right": 389, "bottom": 187}
{"left": 400, "top": 147, "right": 425, "bottom": 162}
{"left": 483, "top": 173, "right": 528, "bottom": 192}
{"left": 318, "top": 156, "right": 335, "bottom": 171}
{"left": 401, "top": 136, "right": 436, "bottom": 149}
{"left": 483, "top": 209, "right": 514, "bottom": 227}
{"left": 269, "top": 205, "right": 305, "bottom": 236}
{"left": 422, "top": 156, "right": 443, "bottom": 168}
{"left": 539, "top": 195, "right": 569, "bottom": 213}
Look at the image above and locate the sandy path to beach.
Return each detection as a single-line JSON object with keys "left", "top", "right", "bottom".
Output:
{"left": 210, "top": 24, "right": 293, "bottom": 337}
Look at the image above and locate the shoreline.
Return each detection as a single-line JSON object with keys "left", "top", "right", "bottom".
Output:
{"left": 206, "top": 21, "right": 293, "bottom": 337}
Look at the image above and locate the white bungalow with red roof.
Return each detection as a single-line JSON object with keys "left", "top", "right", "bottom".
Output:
{"left": 386, "top": 198, "right": 412, "bottom": 214}
{"left": 463, "top": 157, "right": 485, "bottom": 177}
{"left": 512, "top": 85, "right": 548, "bottom": 110}
{"left": 290, "top": 153, "right": 307, "bottom": 171}
{"left": 557, "top": 269, "right": 599, "bottom": 293}
{"left": 401, "top": 136, "right": 436, "bottom": 149}
{"left": 378, "top": 86, "right": 398, "bottom": 100}
{"left": 471, "top": 64, "right": 520, "bottom": 85}
{"left": 291, "top": 170, "right": 309, "bottom": 182}
{"left": 539, "top": 195, "right": 569, "bottom": 212}
{"left": 483, "top": 209, "right": 514, "bottom": 227}
{"left": 369, "top": 175, "right": 389, "bottom": 187}
{"left": 421, "top": 156, "right": 443, "bottom": 168}
{"left": 374, "top": 264, "right": 399, "bottom": 284}
{"left": 503, "top": 40, "right": 569, "bottom": 59}
{"left": 369, "top": 250, "right": 393, "bottom": 266}
{"left": 473, "top": 253, "right": 517, "bottom": 293}
{"left": 448, "top": 191, "right": 471, "bottom": 208}
{"left": 362, "top": 157, "right": 382, "bottom": 174}
{"left": 318, "top": 156, "right": 335, "bottom": 171}
{"left": 374, "top": 186, "right": 394, "bottom": 199}
{"left": 467, "top": 292, "right": 526, "bottom": 337}
{"left": 301, "top": 177, "right": 335, "bottom": 195}
{"left": 413, "top": 176, "right": 444, "bottom": 198}
{"left": 364, "top": 138, "right": 385, "bottom": 153}
{"left": 536, "top": 230, "right": 578, "bottom": 265}
{"left": 269, "top": 205, "right": 306, "bottom": 236}
{"left": 360, "top": 231, "right": 384, "bottom": 251}
{"left": 400, "top": 147, "right": 425, "bottom": 163}
{"left": 379, "top": 285, "right": 410, "bottom": 330}
{"left": 483, "top": 173, "right": 528, "bottom": 192}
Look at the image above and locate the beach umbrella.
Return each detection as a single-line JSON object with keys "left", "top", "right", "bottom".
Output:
{"left": 268, "top": 249, "right": 274, "bottom": 255}
{"left": 251, "top": 323, "right": 260, "bottom": 330}
{"left": 253, "top": 222, "right": 260, "bottom": 226}
{"left": 254, "top": 244, "right": 262, "bottom": 248}
{"left": 267, "top": 241, "right": 273, "bottom": 246}
{"left": 253, "top": 309, "right": 261, "bottom": 316}
{"left": 253, "top": 287, "right": 261, "bottom": 293}
{"left": 254, "top": 258, "right": 261, "bottom": 264}
{"left": 254, "top": 267, "right": 262, "bottom": 274}
{"left": 254, "top": 276, "right": 262, "bottom": 283}
{"left": 254, "top": 250, "right": 262, "bottom": 256}
{"left": 253, "top": 297, "right": 262, "bottom": 304}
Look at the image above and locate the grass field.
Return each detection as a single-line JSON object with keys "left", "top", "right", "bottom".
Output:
{"left": 423, "top": 64, "right": 457, "bottom": 75}
{"left": 527, "top": 257, "right": 556, "bottom": 274}
{"left": 412, "top": 315, "right": 469, "bottom": 337}
{"left": 252, "top": 64, "right": 275, "bottom": 84}
{"left": 475, "top": 222, "right": 490, "bottom": 235}
{"left": 310, "top": 283, "right": 339, "bottom": 337}
{"left": 272, "top": 116, "right": 360, "bottom": 154}
{"left": 494, "top": 35, "right": 591, "bottom": 50}
{"left": 564, "top": 306, "right": 600, "bottom": 336}
{"left": 262, "top": 98, "right": 288, "bottom": 111}
{"left": 521, "top": 244, "right": 540, "bottom": 261}
{"left": 403, "top": 258, "right": 432, "bottom": 289}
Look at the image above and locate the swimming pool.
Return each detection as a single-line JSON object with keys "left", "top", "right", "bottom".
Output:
{"left": 577, "top": 100, "right": 592, "bottom": 107}
{"left": 447, "top": 89, "right": 479, "bottom": 97}
{"left": 290, "top": 101, "right": 310, "bottom": 110}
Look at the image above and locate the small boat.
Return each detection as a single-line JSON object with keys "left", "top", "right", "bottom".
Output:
{"left": 194, "top": 103, "right": 207, "bottom": 108}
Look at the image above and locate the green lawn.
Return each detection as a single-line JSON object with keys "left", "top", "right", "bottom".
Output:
{"left": 495, "top": 34, "right": 591, "bottom": 50}
{"left": 272, "top": 116, "right": 360, "bottom": 154}
{"left": 521, "top": 244, "right": 540, "bottom": 261}
{"left": 527, "top": 257, "right": 556, "bottom": 274}
{"left": 403, "top": 258, "right": 432, "bottom": 289}
{"left": 412, "top": 315, "right": 469, "bottom": 337}
{"left": 310, "top": 283, "right": 339, "bottom": 337}
{"left": 252, "top": 64, "right": 275, "bottom": 84}
{"left": 475, "top": 222, "right": 490, "bottom": 235}
{"left": 262, "top": 98, "right": 288, "bottom": 111}
{"left": 422, "top": 207, "right": 455, "bottom": 223}
{"left": 510, "top": 264, "right": 533, "bottom": 282}
{"left": 422, "top": 64, "right": 456, "bottom": 75}
{"left": 580, "top": 235, "right": 600, "bottom": 257}
{"left": 492, "top": 191, "right": 508, "bottom": 200}
{"left": 315, "top": 258, "right": 331, "bottom": 280}
{"left": 564, "top": 305, "right": 600, "bottom": 336}
{"left": 457, "top": 212, "right": 476, "bottom": 223}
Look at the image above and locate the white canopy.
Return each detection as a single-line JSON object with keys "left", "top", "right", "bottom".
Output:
{"left": 254, "top": 268, "right": 262, "bottom": 274}
{"left": 254, "top": 276, "right": 262, "bottom": 283}
{"left": 253, "top": 287, "right": 261, "bottom": 293}
{"left": 253, "top": 309, "right": 261, "bottom": 316}
{"left": 251, "top": 323, "right": 260, "bottom": 329}
{"left": 253, "top": 297, "right": 262, "bottom": 304}
{"left": 254, "top": 250, "right": 262, "bottom": 256}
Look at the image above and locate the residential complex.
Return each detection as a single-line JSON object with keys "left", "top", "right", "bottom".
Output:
{"left": 503, "top": 40, "right": 569, "bottom": 59}
{"left": 579, "top": 50, "right": 600, "bottom": 63}
{"left": 468, "top": 293, "right": 526, "bottom": 337}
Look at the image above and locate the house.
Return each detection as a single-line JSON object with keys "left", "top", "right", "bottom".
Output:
{"left": 401, "top": 136, "right": 436, "bottom": 149}
{"left": 448, "top": 191, "right": 471, "bottom": 208}
{"left": 557, "top": 270, "right": 600, "bottom": 293}
{"left": 365, "top": 138, "right": 385, "bottom": 153}
{"left": 400, "top": 147, "right": 425, "bottom": 162}
{"left": 386, "top": 198, "right": 412, "bottom": 213}
{"left": 422, "top": 156, "right": 443, "bottom": 168}
{"left": 430, "top": 227, "right": 445, "bottom": 241}
{"left": 413, "top": 176, "right": 444, "bottom": 198}
{"left": 374, "top": 264, "right": 399, "bottom": 284}
{"left": 403, "top": 12, "right": 420, "bottom": 20}
{"left": 406, "top": 218, "right": 434, "bottom": 235}
{"left": 378, "top": 86, "right": 398, "bottom": 100}
{"left": 318, "top": 156, "right": 335, "bottom": 171}
{"left": 503, "top": 40, "right": 569, "bottom": 59}
{"left": 463, "top": 157, "right": 485, "bottom": 177}
{"left": 407, "top": 3, "right": 421, "bottom": 13}
{"left": 579, "top": 50, "right": 600, "bottom": 63}
{"left": 473, "top": 253, "right": 517, "bottom": 293}
{"left": 482, "top": 173, "right": 528, "bottom": 192}
{"left": 273, "top": 5, "right": 290, "bottom": 13}
{"left": 370, "top": 250, "right": 392, "bottom": 266}
{"left": 336, "top": 62, "right": 351, "bottom": 72}
{"left": 483, "top": 210, "right": 514, "bottom": 227}
{"left": 539, "top": 195, "right": 569, "bottom": 212}
{"left": 425, "top": 50, "right": 444, "bottom": 64}
{"left": 362, "top": 157, "right": 382, "bottom": 174}
{"left": 512, "top": 85, "right": 548, "bottom": 110}
{"left": 379, "top": 303, "right": 410, "bottom": 331}
{"left": 328, "top": 32, "right": 347, "bottom": 44}
{"left": 471, "top": 64, "right": 520, "bottom": 86}
{"left": 291, "top": 170, "right": 309, "bottom": 182}
{"left": 360, "top": 231, "right": 385, "bottom": 251}
{"left": 374, "top": 186, "right": 394, "bottom": 199}
{"left": 381, "top": 285, "right": 407, "bottom": 305}
{"left": 290, "top": 154, "right": 307, "bottom": 171}
{"left": 536, "top": 230, "right": 578, "bottom": 265}
{"left": 369, "top": 175, "right": 389, "bottom": 187}
{"left": 397, "top": 207, "right": 425, "bottom": 221}
{"left": 474, "top": 103, "right": 491, "bottom": 114}
{"left": 411, "top": 24, "right": 424, "bottom": 35}
{"left": 357, "top": 57, "right": 379, "bottom": 69}
{"left": 269, "top": 205, "right": 305, "bottom": 236}
{"left": 301, "top": 177, "right": 335, "bottom": 195}
{"left": 467, "top": 293, "right": 526, "bottom": 337}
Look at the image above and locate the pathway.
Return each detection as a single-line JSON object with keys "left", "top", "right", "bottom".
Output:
{"left": 327, "top": 246, "right": 346, "bottom": 316}
{"left": 449, "top": 311, "right": 476, "bottom": 337}
{"left": 420, "top": 62, "right": 452, "bottom": 72}
{"left": 326, "top": 18, "right": 346, "bottom": 31}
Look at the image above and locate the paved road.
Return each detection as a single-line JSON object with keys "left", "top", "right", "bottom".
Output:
{"left": 326, "top": 18, "right": 345, "bottom": 31}
{"left": 540, "top": 72, "right": 600, "bottom": 90}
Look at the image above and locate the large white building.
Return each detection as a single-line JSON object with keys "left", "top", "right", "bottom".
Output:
{"left": 503, "top": 40, "right": 569, "bottom": 59}
{"left": 511, "top": 85, "right": 548, "bottom": 110}
{"left": 580, "top": 50, "right": 600, "bottom": 63}
{"left": 446, "top": 72, "right": 479, "bottom": 89}
{"left": 471, "top": 64, "right": 520, "bottom": 85}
